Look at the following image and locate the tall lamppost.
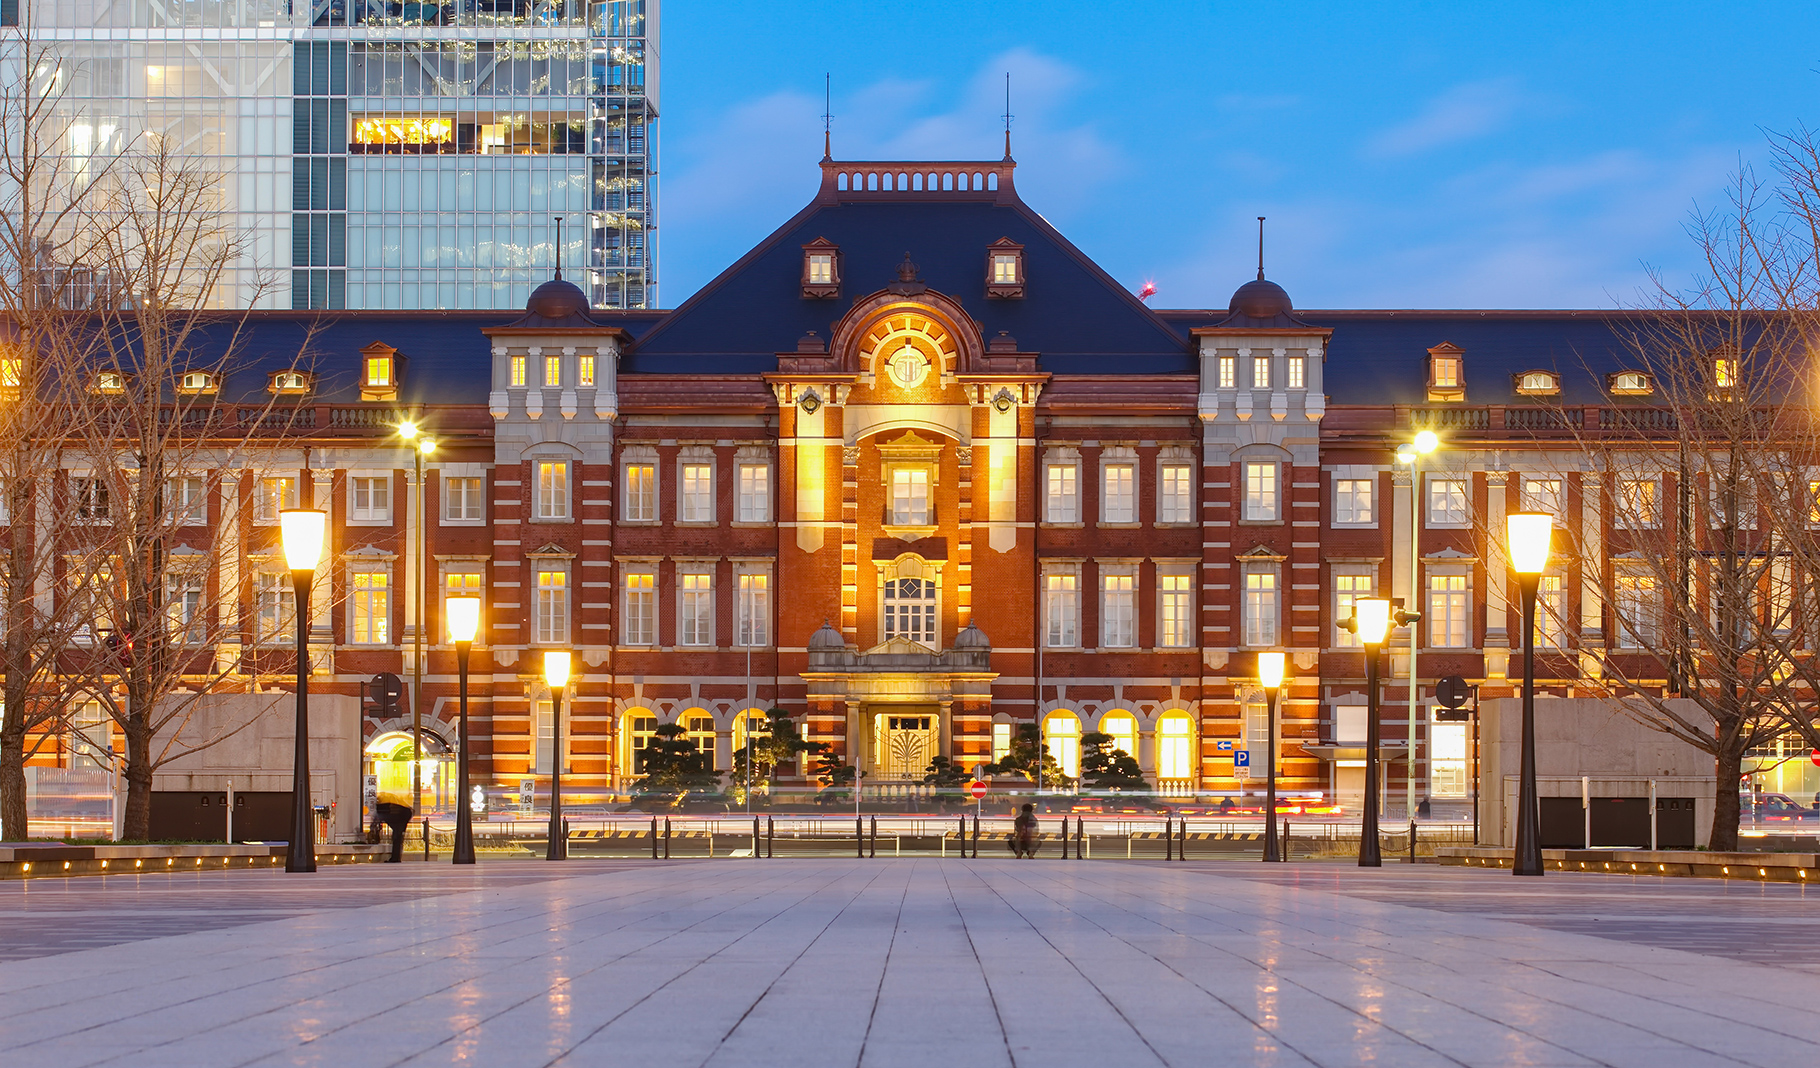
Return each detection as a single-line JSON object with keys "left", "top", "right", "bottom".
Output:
{"left": 1396, "top": 428, "right": 1439, "bottom": 819}
{"left": 1258, "top": 651, "right": 1286, "bottom": 863}
{"left": 397, "top": 422, "right": 436, "bottom": 814}
{"left": 280, "top": 508, "right": 327, "bottom": 873}
{"left": 544, "top": 649, "right": 571, "bottom": 861}
{"left": 1508, "top": 511, "right": 1554, "bottom": 877}
{"left": 1344, "top": 597, "right": 1394, "bottom": 867}
{"left": 447, "top": 595, "right": 481, "bottom": 865}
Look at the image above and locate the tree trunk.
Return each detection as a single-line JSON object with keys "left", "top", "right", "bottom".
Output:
{"left": 121, "top": 720, "right": 154, "bottom": 841}
{"left": 1712, "top": 747, "right": 1743, "bottom": 852}
{"left": 0, "top": 721, "right": 26, "bottom": 841}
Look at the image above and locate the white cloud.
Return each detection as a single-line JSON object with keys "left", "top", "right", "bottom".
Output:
{"left": 1366, "top": 78, "right": 1525, "bottom": 158}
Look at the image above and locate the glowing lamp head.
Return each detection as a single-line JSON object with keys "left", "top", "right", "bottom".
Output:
{"left": 543, "top": 649, "right": 571, "bottom": 689}
{"left": 446, "top": 596, "right": 481, "bottom": 644}
{"left": 1507, "top": 512, "right": 1554, "bottom": 575}
{"left": 1353, "top": 597, "right": 1393, "bottom": 646}
{"left": 1395, "top": 443, "right": 1416, "bottom": 464}
{"left": 1413, "top": 430, "right": 1440, "bottom": 454}
{"left": 1257, "top": 651, "right": 1286, "bottom": 691}
{"left": 418, "top": 438, "right": 437, "bottom": 456}
{"left": 278, "top": 509, "right": 327, "bottom": 571}
{"left": 397, "top": 420, "right": 418, "bottom": 440}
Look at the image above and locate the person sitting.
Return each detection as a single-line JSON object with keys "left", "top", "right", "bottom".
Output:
{"left": 1012, "top": 802, "right": 1039, "bottom": 858}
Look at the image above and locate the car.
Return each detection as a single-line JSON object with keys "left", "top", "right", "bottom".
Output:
{"left": 1745, "top": 793, "right": 1816, "bottom": 821}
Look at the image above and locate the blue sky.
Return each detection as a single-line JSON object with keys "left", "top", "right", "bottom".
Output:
{"left": 654, "top": 1, "right": 1820, "bottom": 311}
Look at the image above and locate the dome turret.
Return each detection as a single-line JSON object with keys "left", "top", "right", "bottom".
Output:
{"left": 808, "top": 619, "right": 846, "bottom": 651}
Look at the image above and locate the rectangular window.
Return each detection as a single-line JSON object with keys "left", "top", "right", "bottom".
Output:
{"left": 578, "top": 355, "right": 595, "bottom": 388}
{"left": 890, "top": 468, "right": 930, "bottom": 525}
{"left": 808, "top": 253, "right": 834, "bottom": 285}
{"left": 1287, "top": 355, "right": 1305, "bottom": 389}
{"left": 1045, "top": 572, "right": 1079, "bottom": 647}
{"left": 534, "top": 567, "right": 568, "bottom": 644}
{"left": 444, "top": 476, "right": 483, "bottom": 522}
{"left": 736, "top": 571, "right": 769, "bottom": 647}
{"left": 509, "top": 355, "right": 527, "bottom": 387}
{"left": 1157, "top": 716, "right": 1192, "bottom": 779}
{"left": 1430, "top": 720, "right": 1468, "bottom": 799}
{"left": 1253, "top": 354, "right": 1271, "bottom": 389}
{"left": 680, "top": 463, "right": 714, "bottom": 522}
{"left": 74, "top": 477, "right": 109, "bottom": 522}
{"left": 736, "top": 463, "right": 770, "bottom": 522}
{"left": 535, "top": 461, "right": 569, "bottom": 520}
{"left": 1158, "top": 464, "right": 1192, "bottom": 524}
{"left": 1334, "top": 478, "right": 1374, "bottom": 525}
{"left": 1426, "top": 478, "right": 1468, "bottom": 527}
{"left": 1427, "top": 573, "right": 1469, "bottom": 648}
{"left": 1334, "top": 570, "right": 1372, "bottom": 647}
{"left": 1243, "top": 570, "right": 1278, "bottom": 646}
{"left": 1244, "top": 462, "right": 1278, "bottom": 521}
{"left": 349, "top": 475, "right": 391, "bottom": 523}
{"left": 992, "top": 722, "right": 1012, "bottom": 763}
{"left": 350, "top": 570, "right": 389, "bottom": 644}
{"left": 1615, "top": 571, "right": 1658, "bottom": 648}
{"left": 679, "top": 571, "right": 712, "bottom": 647}
{"left": 1535, "top": 573, "right": 1564, "bottom": 647}
{"left": 1432, "top": 356, "right": 1460, "bottom": 388}
{"left": 255, "top": 571, "right": 293, "bottom": 643}
{"left": 1102, "top": 464, "right": 1135, "bottom": 523}
{"left": 1159, "top": 573, "right": 1192, "bottom": 648}
{"left": 1617, "top": 479, "right": 1659, "bottom": 529}
{"left": 365, "top": 356, "right": 391, "bottom": 387}
{"left": 1045, "top": 464, "right": 1078, "bottom": 522}
{"left": 445, "top": 570, "right": 482, "bottom": 637}
{"left": 256, "top": 476, "right": 297, "bottom": 523}
{"left": 532, "top": 700, "right": 566, "bottom": 775}
{"left": 1101, "top": 573, "right": 1134, "bottom": 648}
{"left": 992, "top": 253, "right": 1018, "bottom": 283}
{"left": 543, "top": 354, "right": 561, "bottom": 388}
{"left": 882, "top": 566, "right": 938, "bottom": 647}
{"left": 622, "top": 570, "right": 654, "bottom": 645}
{"left": 68, "top": 701, "right": 109, "bottom": 769}
{"left": 1218, "top": 355, "right": 1235, "bottom": 389}
{"left": 166, "top": 573, "right": 205, "bottom": 644}
{"left": 624, "top": 463, "right": 656, "bottom": 521}
{"left": 1522, "top": 478, "right": 1562, "bottom": 516}
{"left": 167, "top": 477, "right": 207, "bottom": 526}
{"left": 1715, "top": 357, "right": 1737, "bottom": 389}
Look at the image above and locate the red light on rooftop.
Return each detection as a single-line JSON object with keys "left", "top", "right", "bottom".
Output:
{"left": 1138, "top": 280, "right": 1157, "bottom": 301}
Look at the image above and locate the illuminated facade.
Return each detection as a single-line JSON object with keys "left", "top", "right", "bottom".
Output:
{"left": 13, "top": 0, "right": 657, "bottom": 312}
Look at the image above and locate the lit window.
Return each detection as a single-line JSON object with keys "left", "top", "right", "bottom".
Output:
{"left": 255, "top": 571, "right": 293, "bottom": 644}
{"left": 1534, "top": 573, "right": 1564, "bottom": 647}
{"left": 349, "top": 475, "right": 390, "bottom": 523}
{"left": 883, "top": 558, "right": 937, "bottom": 648}
{"left": 992, "top": 722, "right": 1012, "bottom": 763}
{"left": 444, "top": 476, "right": 483, "bottom": 522}
{"left": 1218, "top": 355, "right": 1236, "bottom": 389}
{"left": 1100, "top": 713, "right": 1137, "bottom": 759}
{"left": 1334, "top": 570, "right": 1371, "bottom": 647}
{"left": 1243, "top": 462, "right": 1278, "bottom": 521}
{"left": 1432, "top": 357, "right": 1459, "bottom": 388}
{"left": 680, "top": 463, "right": 714, "bottom": 522}
{"left": 534, "top": 567, "right": 569, "bottom": 644}
{"left": 1045, "top": 463, "right": 1078, "bottom": 522}
{"left": 1522, "top": 478, "right": 1562, "bottom": 515}
{"left": 1159, "top": 573, "right": 1192, "bottom": 648}
{"left": 621, "top": 570, "right": 654, "bottom": 645}
{"left": 1101, "top": 572, "right": 1135, "bottom": 648}
{"left": 624, "top": 463, "right": 656, "bottom": 521}
{"left": 1615, "top": 571, "right": 1659, "bottom": 648}
{"left": 578, "top": 355, "right": 595, "bottom": 388}
{"left": 166, "top": 572, "right": 205, "bottom": 645}
{"left": 510, "top": 355, "right": 527, "bottom": 387}
{"left": 1243, "top": 570, "right": 1277, "bottom": 646}
{"left": 1334, "top": 478, "right": 1373, "bottom": 524}
{"left": 1427, "top": 573, "right": 1469, "bottom": 648}
{"left": 1617, "top": 479, "right": 1659, "bottom": 529}
{"left": 1287, "top": 355, "right": 1305, "bottom": 389}
{"left": 626, "top": 714, "right": 657, "bottom": 773}
{"left": 1428, "top": 346, "right": 1467, "bottom": 401}
{"left": 802, "top": 241, "right": 840, "bottom": 296}
{"left": 1426, "top": 478, "right": 1468, "bottom": 526}
{"left": 736, "top": 463, "right": 770, "bottom": 522}
{"left": 807, "top": 253, "right": 834, "bottom": 285}
{"left": 1715, "top": 357, "right": 1738, "bottom": 389}
{"left": 535, "top": 461, "right": 569, "bottom": 520}
{"left": 679, "top": 571, "right": 712, "bottom": 646}
{"left": 1157, "top": 713, "right": 1193, "bottom": 780}
{"left": 67, "top": 701, "right": 110, "bottom": 769}
{"left": 365, "top": 357, "right": 390, "bottom": 387}
{"left": 890, "top": 468, "right": 930, "bottom": 525}
{"left": 350, "top": 570, "right": 389, "bottom": 644}
{"left": 1244, "top": 698, "right": 1273, "bottom": 769}
{"left": 1101, "top": 463, "right": 1135, "bottom": 523}
{"left": 1610, "top": 371, "right": 1653, "bottom": 396}
{"left": 444, "top": 570, "right": 482, "bottom": 637}
{"left": 1516, "top": 371, "right": 1560, "bottom": 395}
{"left": 0, "top": 357, "right": 22, "bottom": 393}
{"left": 94, "top": 371, "right": 126, "bottom": 394}
{"left": 1045, "top": 570, "right": 1079, "bottom": 647}
{"left": 684, "top": 714, "right": 717, "bottom": 767}
{"left": 736, "top": 570, "right": 769, "bottom": 647}
{"left": 544, "top": 354, "right": 561, "bottom": 388}
{"left": 179, "top": 371, "right": 216, "bottom": 394}
{"left": 1159, "top": 463, "right": 1192, "bottom": 523}
{"left": 1044, "top": 715, "right": 1081, "bottom": 778}
{"left": 1253, "top": 354, "right": 1271, "bottom": 389}
{"left": 1430, "top": 718, "right": 1467, "bottom": 798}
{"left": 992, "top": 253, "right": 1019, "bottom": 284}
{"left": 255, "top": 476, "right": 297, "bottom": 523}
{"left": 270, "top": 370, "right": 310, "bottom": 394}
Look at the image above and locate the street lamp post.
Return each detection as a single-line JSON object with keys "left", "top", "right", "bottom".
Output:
{"left": 398, "top": 422, "right": 435, "bottom": 815}
{"left": 1508, "top": 511, "right": 1554, "bottom": 877}
{"left": 1345, "top": 597, "right": 1394, "bottom": 867}
{"left": 447, "top": 596, "right": 481, "bottom": 865}
{"left": 1396, "top": 429, "right": 1439, "bottom": 820}
{"left": 1258, "top": 651, "right": 1286, "bottom": 863}
{"left": 544, "top": 649, "right": 571, "bottom": 861}
{"left": 280, "top": 509, "right": 327, "bottom": 873}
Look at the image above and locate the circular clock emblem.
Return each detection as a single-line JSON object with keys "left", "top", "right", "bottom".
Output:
{"left": 888, "top": 340, "right": 929, "bottom": 388}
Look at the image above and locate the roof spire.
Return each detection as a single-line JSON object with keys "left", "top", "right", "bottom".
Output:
{"left": 821, "top": 73, "right": 833, "bottom": 161}
{"left": 1256, "top": 216, "right": 1266, "bottom": 281}
{"left": 1002, "top": 71, "right": 1014, "bottom": 159}
{"left": 552, "top": 215, "right": 563, "bottom": 280}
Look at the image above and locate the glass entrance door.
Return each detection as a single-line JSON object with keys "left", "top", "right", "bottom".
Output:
{"left": 873, "top": 713, "right": 937, "bottom": 779}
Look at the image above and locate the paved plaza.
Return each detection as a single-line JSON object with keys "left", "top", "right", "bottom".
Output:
{"left": 4, "top": 859, "right": 1820, "bottom": 1067}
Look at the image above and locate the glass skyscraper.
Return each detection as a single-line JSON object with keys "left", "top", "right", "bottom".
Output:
{"left": 12, "top": 0, "right": 656, "bottom": 311}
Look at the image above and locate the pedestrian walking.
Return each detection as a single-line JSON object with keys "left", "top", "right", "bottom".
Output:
{"left": 1013, "top": 802, "right": 1039, "bottom": 858}
{"left": 372, "top": 787, "right": 414, "bottom": 863}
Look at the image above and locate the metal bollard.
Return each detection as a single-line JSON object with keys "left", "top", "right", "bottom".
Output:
{"left": 1075, "top": 817, "right": 1085, "bottom": 859}
{"left": 1164, "top": 818, "right": 1174, "bottom": 862}
{"left": 1059, "top": 817, "right": 1069, "bottom": 859}
{"left": 1282, "top": 818, "right": 1291, "bottom": 862}
{"left": 663, "top": 818, "right": 671, "bottom": 860}
{"left": 1408, "top": 819, "right": 1417, "bottom": 864}
{"left": 1178, "top": 817, "right": 1188, "bottom": 862}
{"left": 767, "top": 816, "right": 775, "bottom": 858}
{"left": 958, "top": 816, "right": 966, "bottom": 856}
{"left": 856, "top": 816, "right": 864, "bottom": 858}
{"left": 423, "top": 817, "right": 431, "bottom": 861}
{"left": 972, "top": 814, "right": 981, "bottom": 859}
{"left": 753, "top": 816, "right": 760, "bottom": 858}
{"left": 651, "top": 816, "right": 659, "bottom": 860}
{"left": 869, "top": 816, "right": 878, "bottom": 858}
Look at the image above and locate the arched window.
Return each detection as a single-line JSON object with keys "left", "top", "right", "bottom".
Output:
{"left": 733, "top": 709, "right": 769, "bottom": 753}
{"left": 1514, "top": 370, "right": 1560, "bottom": 395}
{"left": 1609, "top": 370, "right": 1654, "bottom": 396}
{"left": 882, "top": 556, "right": 938, "bottom": 648}
{"left": 1157, "top": 712, "right": 1194, "bottom": 780}
{"left": 1098, "top": 711, "right": 1137, "bottom": 759}
{"left": 1044, "top": 712, "right": 1081, "bottom": 778}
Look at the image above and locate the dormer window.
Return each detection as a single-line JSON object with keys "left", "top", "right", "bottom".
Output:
{"left": 1514, "top": 370, "right": 1560, "bottom": 396}
{"left": 178, "top": 371, "right": 218, "bottom": 395}
{"left": 1608, "top": 370, "right": 1654, "bottom": 396}
{"left": 801, "top": 237, "right": 840, "bottom": 299}
{"left": 360, "top": 341, "right": 404, "bottom": 402}
{"left": 269, "top": 370, "right": 311, "bottom": 395}
{"left": 91, "top": 371, "right": 127, "bottom": 395}
{"left": 1426, "top": 342, "right": 1466, "bottom": 402}
{"left": 1714, "top": 356, "right": 1738, "bottom": 390}
{"left": 985, "top": 237, "right": 1025, "bottom": 298}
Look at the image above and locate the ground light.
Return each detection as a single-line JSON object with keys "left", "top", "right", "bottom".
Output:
{"left": 280, "top": 508, "right": 327, "bottom": 873}
{"left": 1508, "top": 511, "right": 1554, "bottom": 877}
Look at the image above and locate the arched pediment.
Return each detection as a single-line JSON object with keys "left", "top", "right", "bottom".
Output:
{"left": 827, "top": 289, "right": 985, "bottom": 377}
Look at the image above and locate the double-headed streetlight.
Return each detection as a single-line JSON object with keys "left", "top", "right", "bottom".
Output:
{"left": 397, "top": 421, "right": 436, "bottom": 813}
{"left": 1258, "top": 651, "right": 1286, "bottom": 863}
{"left": 1396, "top": 429, "right": 1439, "bottom": 820}
{"left": 280, "top": 508, "right": 327, "bottom": 873}
{"left": 1508, "top": 512, "right": 1554, "bottom": 877}
{"left": 544, "top": 649, "right": 571, "bottom": 861}
{"left": 447, "top": 595, "right": 481, "bottom": 865}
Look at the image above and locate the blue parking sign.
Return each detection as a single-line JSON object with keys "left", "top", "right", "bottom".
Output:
{"left": 1235, "top": 750, "right": 1251, "bottom": 768}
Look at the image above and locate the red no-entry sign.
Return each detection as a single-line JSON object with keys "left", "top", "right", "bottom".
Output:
{"left": 1811, "top": 749, "right": 1819, "bottom": 768}
{"left": 969, "top": 781, "right": 988, "bottom": 799}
